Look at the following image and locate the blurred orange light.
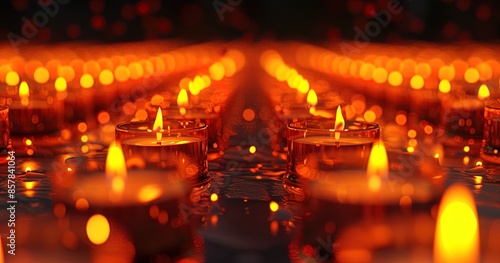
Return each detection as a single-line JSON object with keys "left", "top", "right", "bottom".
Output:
{"left": 410, "top": 75, "right": 424, "bottom": 89}
{"left": 55, "top": 77, "right": 67, "bottom": 92}
{"left": 5, "top": 71, "right": 20, "bottom": 86}
{"left": 80, "top": 74, "right": 94, "bottom": 89}
{"left": 439, "top": 80, "right": 451, "bottom": 93}
{"left": 372, "top": 67, "right": 388, "bottom": 84}
{"left": 34, "top": 67, "right": 50, "bottom": 84}
{"left": 387, "top": 71, "right": 403, "bottom": 87}
{"left": 464, "top": 68, "right": 480, "bottom": 84}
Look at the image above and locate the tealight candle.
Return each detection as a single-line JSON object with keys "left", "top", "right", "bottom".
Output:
{"left": 285, "top": 108, "right": 379, "bottom": 187}
{"left": 300, "top": 145, "right": 443, "bottom": 263}
{"left": 442, "top": 84, "right": 490, "bottom": 139}
{"left": 0, "top": 105, "right": 11, "bottom": 150}
{"left": 481, "top": 99, "right": 500, "bottom": 163}
{"left": 52, "top": 145, "right": 194, "bottom": 262}
{"left": 7, "top": 81, "right": 64, "bottom": 134}
{"left": 115, "top": 112, "right": 208, "bottom": 186}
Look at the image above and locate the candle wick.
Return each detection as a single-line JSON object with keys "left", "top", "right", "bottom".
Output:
{"left": 156, "top": 141, "right": 162, "bottom": 145}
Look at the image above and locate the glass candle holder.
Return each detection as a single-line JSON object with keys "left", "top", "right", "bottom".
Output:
{"left": 285, "top": 120, "right": 380, "bottom": 187}
{"left": 441, "top": 88, "right": 487, "bottom": 141}
{"left": 0, "top": 105, "right": 11, "bottom": 151}
{"left": 299, "top": 151, "right": 443, "bottom": 263}
{"left": 5, "top": 81, "right": 65, "bottom": 134}
{"left": 481, "top": 99, "right": 500, "bottom": 164}
{"left": 146, "top": 105, "right": 221, "bottom": 152}
{"left": 51, "top": 154, "right": 195, "bottom": 262}
{"left": 115, "top": 120, "right": 209, "bottom": 186}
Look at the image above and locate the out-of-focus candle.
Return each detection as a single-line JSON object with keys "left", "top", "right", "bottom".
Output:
{"left": 434, "top": 184, "right": 479, "bottom": 263}
{"left": 443, "top": 84, "right": 490, "bottom": 139}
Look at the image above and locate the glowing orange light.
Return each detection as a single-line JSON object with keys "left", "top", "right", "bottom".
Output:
{"left": 114, "top": 65, "right": 130, "bottom": 82}
{"left": 270, "top": 201, "right": 279, "bottom": 212}
{"left": 24, "top": 181, "right": 36, "bottom": 190}
{"left": 415, "top": 62, "right": 432, "bottom": 78}
{"left": 464, "top": 68, "right": 480, "bottom": 84}
{"left": 153, "top": 107, "right": 163, "bottom": 142}
{"left": 434, "top": 184, "right": 479, "bottom": 263}
{"left": 249, "top": 146, "right": 256, "bottom": 154}
{"left": 372, "top": 67, "right": 388, "bottom": 84}
{"left": 297, "top": 79, "right": 310, "bottom": 94}
{"left": 367, "top": 140, "right": 389, "bottom": 192}
{"left": 307, "top": 89, "right": 318, "bottom": 107}
{"left": 55, "top": 77, "right": 67, "bottom": 92}
{"left": 138, "top": 185, "right": 162, "bottom": 203}
{"left": 98, "top": 69, "right": 114, "bottom": 85}
{"left": 201, "top": 75, "right": 211, "bottom": 88}
{"left": 128, "top": 62, "right": 143, "bottom": 80}
{"left": 209, "top": 62, "right": 225, "bottom": 81}
{"left": 80, "top": 74, "right": 94, "bottom": 89}
{"left": 439, "top": 80, "right": 451, "bottom": 93}
{"left": 86, "top": 214, "right": 110, "bottom": 245}
{"left": 220, "top": 57, "right": 237, "bottom": 77}
{"left": 438, "top": 65, "right": 455, "bottom": 81}
{"left": 410, "top": 75, "right": 424, "bottom": 89}
{"left": 5, "top": 71, "right": 19, "bottom": 86}
{"left": 177, "top": 89, "right": 188, "bottom": 116}
{"left": 188, "top": 80, "right": 201, "bottom": 96}
{"left": 387, "top": 71, "right": 403, "bottom": 87}
{"left": 477, "top": 84, "right": 490, "bottom": 100}
{"left": 210, "top": 193, "right": 218, "bottom": 202}
{"left": 105, "top": 141, "right": 127, "bottom": 193}
{"left": 335, "top": 106, "right": 345, "bottom": 141}
{"left": 19, "top": 81, "right": 29, "bottom": 106}
{"left": 34, "top": 67, "right": 50, "bottom": 84}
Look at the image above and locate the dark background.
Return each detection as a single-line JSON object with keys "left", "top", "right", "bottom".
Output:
{"left": 0, "top": 0, "right": 499, "bottom": 44}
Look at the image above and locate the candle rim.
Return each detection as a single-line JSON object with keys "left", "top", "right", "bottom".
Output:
{"left": 288, "top": 120, "right": 379, "bottom": 133}
{"left": 116, "top": 120, "right": 207, "bottom": 134}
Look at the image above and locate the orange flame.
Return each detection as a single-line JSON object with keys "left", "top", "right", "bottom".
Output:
{"left": 434, "top": 184, "right": 479, "bottom": 263}
{"left": 334, "top": 106, "right": 345, "bottom": 141}
{"left": 477, "top": 84, "right": 490, "bottom": 100}
{"left": 105, "top": 142, "right": 127, "bottom": 194}
{"left": 153, "top": 107, "right": 163, "bottom": 142}
{"left": 19, "top": 81, "right": 29, "bottom": 106}
{"left": 307, "top": 89, "right": 318, "bottom": 108}
{"left": 366, "top": 140, "right": 388, "bottom": 192}
{"left": 177, "top": 89, "right": 188, "bottom": 116}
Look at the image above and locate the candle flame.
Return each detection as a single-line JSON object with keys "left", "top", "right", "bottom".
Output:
{"left": 153, "top": 107, "right": 163, "bottom": 142}
{"left": 334, "top": 106, "right": 345, "bottom": 141}
{"left": 367, "top": 140, "right": 389, "bottom": 192}
{"left": 55, "top": 77, "right": 68, "bottom": 92}
{"left": 177, "top": 89, "right": 188, "bottom": 116}
{"left": 19, "top": 81, "right": 29, "bottom": 106}
{"left": 307, "top": 89, "right": 318, "bottom": 108}
{"left": 434, "top": 184, "right": 479, "bottom": 263}
{"left": 105, "top": 141, "right": 127, "bottom": 194}
{"left": 477, "top": 84, "right": 490, "bottom": 100}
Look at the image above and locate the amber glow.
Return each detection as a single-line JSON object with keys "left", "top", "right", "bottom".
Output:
{"left": 434, "top": 184, "right": 479, "bottom": 263}
{"left": 55, "top": 77, "right": 67, "bottom": 92}
{"left": 410, "top": 75, "right": 424, "bottom": 89}
{"left": 153, "top": 107, "right": 163, "bottom": 141}
{"left": 5, "top": 71, "right": 19, "bottom": 86}
{"left": 86, "top": 214, "right": 110, "bottom": 245}
{"left": 177, "top": 89, "right": 188, "bottom": 116}
{"left": 80, "top": 74, "right": 94, "bottom": 89}
{"left": 24, "top": 181, "right": 36, "bottom": 190}
{"left": 387, "top": 71, "right": 403, "bottom": 87}
{"left": 477, "top": 84, "right": 490, "bottom": 100}
{"left": 105, "top": 142, "right": 127, "bottom": 193}
{"left": 334, "top": 106, "right": 345, "bottom": 141}
{"left": 270, "top": 201, "right": 279, "bottom": 212}
{"left": 297, "top": 79, "right": 310, "bottom": 94}
{"left": 19, "top": 81, "right": 29, "bottom": 106}
{"left": 210, "top": 193, "right": 218, "bottom": 202}
{"left": 138, "top": 185, "right": 162, "bottom": 203}
{"left": 367, "top": 140, "right": 389, "bottom": 192}
{"left": 98, "top": 69, "right": 114, "bottom": 85}
{"left": 464, "top": 68, "right": 480, "bottom": 84}
{"left": 34, "top": 67, "right": 50, "bottom": 84}
{"left": 439, "top": 80, "right": 451, "bottom": 93}
{"left": 307, "top": 89, "right": 318, "bottom": 108}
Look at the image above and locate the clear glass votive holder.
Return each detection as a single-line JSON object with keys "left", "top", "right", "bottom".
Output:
{"left": 115, "top": 120, "right": 209, "bottom": 186}
{"left": 0, "top": 105, "right": 11, "bottom": 151}
{"left": 285, "top": 120, "right": 380, "bottom": 187}
{"left": 299, "top": 151, "right": 444, "bottom": 263}
{"left": 481, "top": 99, "right": 500, "bottom": 163}
{"left": 51, "top": 154, "right": 195, "bottom": 262}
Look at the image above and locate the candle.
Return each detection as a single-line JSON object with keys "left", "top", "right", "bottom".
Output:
{"left": 7, "top": 81, "right": 64, "bottom": 134}
{"left": 115, "top": 111, "right": 208, "bottom": 186}
{"left": 147, "top": 93, "right": 222, "bottom": 152}
{"left": 0, "top": 105, "right": 11, "bottom": 150}
{"left": 481, "top": 99, "right": 500, "bottom": 163}
{"left": 285, "top": 110, "right": 379, "bottom": 187}
{"left": 434, "top": 184, "right": 479, "bottom": 263}
{"left": 53, "top": 144, "right": 194, "bottom": 262}
{"left": 442, "top": 84, "right": 490, "bottom": 139}
{"left": 299, "top": 143, "right": 442, "bottom": 263}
